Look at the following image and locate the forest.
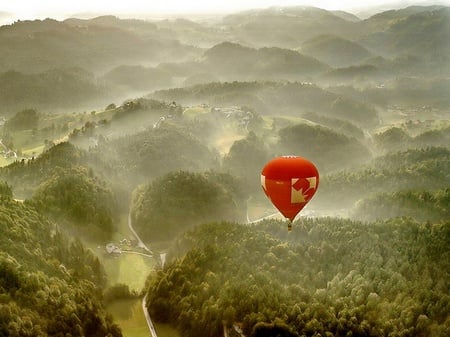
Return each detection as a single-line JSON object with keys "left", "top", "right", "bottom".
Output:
{"left": 146, "top": 220, "right": 449, "bottom": 337}
{"left": 0, "top": 3, "right": 448, "bottom": 337}
{"left": 0, "top": 195, "right": 121, "bottom": 336}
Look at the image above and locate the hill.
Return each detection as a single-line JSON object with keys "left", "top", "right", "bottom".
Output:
{"left": 146, "top": 220, "right": 449, "bottom": 337}
{"left": 300, "top": 34, "right": 372, "bottom": 68}
{"left": 0, "top": 18, "right": 201, "bottom": 74}
{"left": 200, "top": 42, "right": 330, "bottom": 81}
{"left": 30, "top": 166, "right": 118, "bottom": 236}
{"left": 131, "top": 170, "right": 245, "bottom": 241}
{"left": 92, "top": 123, "right": 219, "bottom": 186}
{"left": 317, "top": 147, "right": 450, "bottom": 210}
{"left": 0, "top": 197, "right": 121, "bottom": 336}
{"left": 151, "top": 81, "right": 379, "bottom": 127}
{"left": 221, "top": 6, "right": 359, "bottom": 48}
{"left": 360, "top": 5, "right": 447, "bottom": 33}
{"left": 358, "top": 7, "right": 450, "bottom": 74}
{"left": 353, "top": 188, "right": 450, "bottom": 222}
{"left": 276, "top": 123, "right": 371, "bottom": 172}
{"left": 0, "top": 142, "right": 87, "bottom": 198}
{"left": 320, "top": 64, "right": 382, "bottom": 84}
{"left": 0, "top": 68, "right": 111, "bottom": 115}
{"left": 0, "top": 5, "right": 448, "bottom": 336}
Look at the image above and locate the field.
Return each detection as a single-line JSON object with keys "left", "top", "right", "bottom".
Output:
{"left": 102, "top": 253, "right": 154, "bottom": 292}
{"left": 107, "top": 299, "right": 151, "bottom": 337}
{"left": 108, "top": 299, "right": 181, "bottom": 337}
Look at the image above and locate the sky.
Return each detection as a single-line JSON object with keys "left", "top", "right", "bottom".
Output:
{"left": 1, "top": 0, "right": 449, "bottom": 22}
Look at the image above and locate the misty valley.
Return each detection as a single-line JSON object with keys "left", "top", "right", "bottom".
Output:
{"left": 0, "top": 4, "right": 449, "bottom": 337}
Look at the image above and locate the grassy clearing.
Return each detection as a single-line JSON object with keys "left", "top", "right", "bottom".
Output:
{"left": 102, "top": 253, "right": 154, "bottom": 292}
{"left": 0, "top": 156, "right": 14, "bottom": 167}
{"left": 107, "top": 298, "right": 181, "bottom": 337}
{"left": 213, "top": 132, "right": 244, "bottom": 155}
{"left": 107, "top": 299, "right": 149, "bottom": 337}
{"left": 22, "top": 144, "right": 45, "bottom": 156}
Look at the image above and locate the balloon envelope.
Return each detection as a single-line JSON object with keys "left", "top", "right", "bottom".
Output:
{"left": 261, "top": 156, "right": 319, "bottom": 222}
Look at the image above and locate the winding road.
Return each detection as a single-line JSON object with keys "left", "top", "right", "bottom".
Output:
{"left": 143, "top": 294, "right": 159, "bottom": 337}
{"left": 127, "top": 213, "right": 157, "bottom": 337}
{"left": 128, "top": 213, "right": 153, "bottom": 255}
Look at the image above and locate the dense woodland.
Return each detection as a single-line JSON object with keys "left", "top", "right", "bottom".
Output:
{"left": 0, "top": 196, "right": 121, "bottom": 336}
{"left": 131, "top": 170, "right": 246, "bottom": 241}
{"left": 0, "top": 4, "right": 448, "bottom": 337}
{"left": 146, "top": 220, "right": 449, "bottom": 337}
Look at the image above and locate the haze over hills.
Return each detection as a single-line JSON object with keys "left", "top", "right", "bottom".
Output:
{"left": 0, "top": 3, "right": 449, "bottom": 337}
{"left": 0, "top": 5, "right": 447, "bottom": 114}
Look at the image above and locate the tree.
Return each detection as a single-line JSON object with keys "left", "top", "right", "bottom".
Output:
{"left": 0, "top": 181, "right": 13, "bottom": 199}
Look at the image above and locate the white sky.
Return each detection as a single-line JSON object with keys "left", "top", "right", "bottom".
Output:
{"left": 1, "top": 0, "right": 449, "bottom": 21}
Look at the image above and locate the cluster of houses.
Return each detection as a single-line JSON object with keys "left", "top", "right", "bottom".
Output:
{"left": 210, "top": 106, "right": 255, "bottom": 130}
{"left": 105, "top": 238, "right": 137, "bottom": 255}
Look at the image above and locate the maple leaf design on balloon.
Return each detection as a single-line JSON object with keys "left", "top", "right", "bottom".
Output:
{"left": 291, "top": 177, "right": 317, "bottom": 204}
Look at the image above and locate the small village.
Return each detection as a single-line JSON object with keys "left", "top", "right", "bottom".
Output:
{"left": 104, "top": 237, "right": 151, "bottom": 257}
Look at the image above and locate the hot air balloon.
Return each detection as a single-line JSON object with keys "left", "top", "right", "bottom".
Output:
{"left": 261, "top": 156, "right": 319, "bottom": 230}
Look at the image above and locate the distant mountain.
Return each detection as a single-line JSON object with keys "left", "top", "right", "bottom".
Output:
{"left": 153, "top": 17, "right": 226, "bottom": 47}
{"left": 330, "top": 10, "right": 361, "bottom": 22}
{"left": 67, "top": 15, "right": 223, "bottom": 48}
{"left": 200, "top": 41, "right": 330, "bottom": 81}
{"left": 0, "top": 5, "right": 446, "bottom": 115}
{"left": 66, "top": 15, "right": 157, "bottom": 30}
{"left": 153, "top": 41, "right": 331, "bottom": 84}
{"left": 0, "top": 67, "right": 112, "bottom": 114}
{"left": 220, "top": 6, "right": 360, "bottom": 48}
{"left": 359, "top": 7, "right": 450, "bottom": 63}
{"left": 361, "top": 5, "right": 447, "bottom": 31}
{"left": 0, "top": 18, "right": 201, "bottom": 73}
{"left": 300, "top": 34, "right": 372, "bottom": 67}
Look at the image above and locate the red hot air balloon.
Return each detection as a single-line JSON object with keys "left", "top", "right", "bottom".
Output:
{"left": 261, "top": 156, "right": 319, "bottom": 230}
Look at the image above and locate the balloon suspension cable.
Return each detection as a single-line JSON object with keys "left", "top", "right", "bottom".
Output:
{"left": 287, "top": 220, "right": 292, "bottom": 232}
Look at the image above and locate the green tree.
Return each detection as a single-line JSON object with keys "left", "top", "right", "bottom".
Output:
{"left": 0, "top": 181, "right": 13, "bottom": 199}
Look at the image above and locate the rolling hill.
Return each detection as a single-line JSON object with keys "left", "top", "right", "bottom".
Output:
{"left": 220, "top": 6, "right": 360, "bottom": 48}
{"left": 200, "top": 41, "right": 330, "bottom": 81}
{"left": 0, "top": 17, "right": 201, "bottom": 74}
{"left": 300, "top": 34, "right": 372, "bottom": 67}
{"left": 151, "top": 81, "right": 379, "bottom": 127}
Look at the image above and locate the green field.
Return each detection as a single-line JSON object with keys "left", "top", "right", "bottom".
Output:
{"left": 108, "top": 299, "right": 150, "bottom": 337}
{"left": 0, "top": 156, "right": 14, "bottom": 167}
{"left": 102, "top": 253, "right": 154, "bottom": 292}
{"left": 108, "top": 299, "right": 181, "bottom": 337}
{"left": 101, "top": 215, "right": 177, "bottom": 336}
